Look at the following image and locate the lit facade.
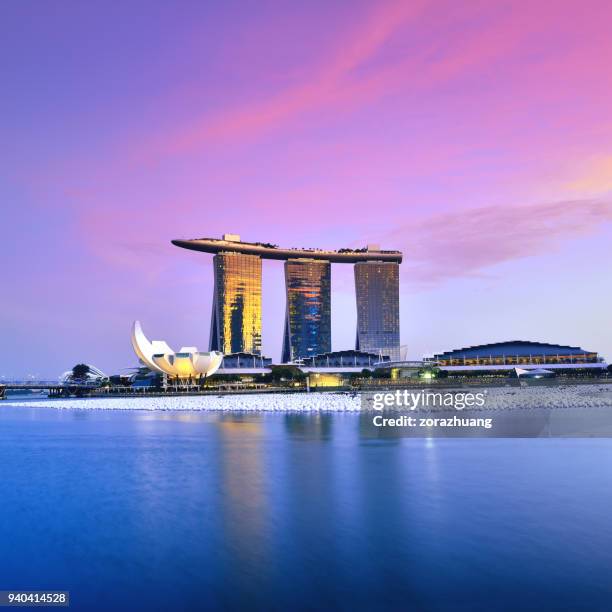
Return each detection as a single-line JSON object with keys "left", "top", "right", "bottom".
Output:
{"left": 282, "top": 259, "right": 331, "bottom": 362}
{"left": 172, "top": 235, "right": 404, "bottom": 359}
{"left": 210, "top": 252, "right": 262, "bottom": 354}
{"left": 131, "top": 321, "right": 223, "bottom": 379}
{"left": 354, "top": 261, "right": 400, "bottom": 361}
{"left": 220, "top": 353, "right": 272, "bottom": 369}
{"left": 432, "top": 341, "right": 606, "bottom": 371}
{"left": 299, "top": 350, "right": 389, "bottom": 368}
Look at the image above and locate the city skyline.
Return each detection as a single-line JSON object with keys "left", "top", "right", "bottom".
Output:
{"left": 2, "top": 0, "right": 612, "bottom": 377}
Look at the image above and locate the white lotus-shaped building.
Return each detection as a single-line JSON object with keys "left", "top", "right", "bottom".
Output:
{"left": 131, "top": 321, "right": 223, "bottom": 379}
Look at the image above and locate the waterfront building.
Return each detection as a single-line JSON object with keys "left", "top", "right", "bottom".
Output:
{"left": 220, "top": 352, "right": 272, "bottom": 369}
{"left": 298, "top": 349, "right": 389, "bottom": 370}
{"left": 219, "top": 352, "right": 272, "bottom": 369}
{"left": 131, "top": 321, "right": 223, "bottom": 380}
{"left": 172, "top": 234, "right": 403, "bottom": 360}
{"left": 294, "top": 350, "right": 391, "bottom": 387}
{"left": 282, "top": 259, "right": 331, "bottom": 362}
{"left": 210, "top": 251, "right": 262, "bottom": 355}
{"left": 354, "top": 261, "right": 400, "bottom": 361}
{"left": 427, "top": 341, "right": 607, "bottom": 376}
{"left": 213, "top": 353, "right": 273, "bottom": 376}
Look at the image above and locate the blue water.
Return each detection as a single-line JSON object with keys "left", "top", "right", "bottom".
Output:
{"left": 1, "top": 405, "right": 612, "bottom": 611}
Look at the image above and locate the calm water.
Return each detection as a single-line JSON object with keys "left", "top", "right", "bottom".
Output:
{"left": 1, "top": 404, "right": 612, "bottom": 611}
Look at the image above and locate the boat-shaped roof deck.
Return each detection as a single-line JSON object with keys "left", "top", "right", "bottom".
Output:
{"left": 172, "top": 238, "right": 403, "bottom": 263}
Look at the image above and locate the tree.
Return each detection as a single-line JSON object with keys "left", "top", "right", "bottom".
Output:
{"left": 418, "top": 366, "right": 440, "bottom": 380}
{"left": 372, "top": 368, "right": 391, "bottom": 379}
{"left": 72, "top": 364, "right": 91, "bottom": 380}
{"left": 270, "top": 365, "right": 306, "bottom": 382}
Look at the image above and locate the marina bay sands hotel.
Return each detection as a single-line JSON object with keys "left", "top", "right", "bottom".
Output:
{"left": 172, "top": 234, "right": 402, "bottom": 362}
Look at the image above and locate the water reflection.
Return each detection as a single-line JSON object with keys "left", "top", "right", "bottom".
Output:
{"left": 2, "top": 407, "right": 612, "bottom": 610}
{"left": 284, "top": 412, "right": 333, "bottom": 440}
{"left": 217, "top": 415, "right": 271, "bottom": 588}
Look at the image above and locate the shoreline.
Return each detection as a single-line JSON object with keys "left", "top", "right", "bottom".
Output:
{"left": 2, "top": 376, "right": 610, "bottom": 401}
{"left": 3, "top": 384, "right": 612, "bottom": 412}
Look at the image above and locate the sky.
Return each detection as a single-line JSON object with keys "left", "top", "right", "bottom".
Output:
{"left": 1, "top": 0, "right": 612, "bottom": 378}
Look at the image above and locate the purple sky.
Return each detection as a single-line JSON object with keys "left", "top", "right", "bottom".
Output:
{"left": 2, "top": 0, "right": 612, "bottom": 378}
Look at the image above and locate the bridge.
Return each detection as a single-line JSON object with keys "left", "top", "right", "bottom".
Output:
{"left": 0, "top": 382, "right": 102, "bottom": 399}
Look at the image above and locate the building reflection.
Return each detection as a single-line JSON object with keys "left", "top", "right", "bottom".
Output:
{"left": 216, "top": 415, "right": 271, "bottom": 573}
{"left": 283, "top": 413, "right": 333, "bottom": 440}
{"left": 357, "top": 412, "right": 405, "bottom": 443}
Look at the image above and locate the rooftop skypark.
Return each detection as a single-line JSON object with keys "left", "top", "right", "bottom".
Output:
{"left": 171, "top": 234, "right": 403, "bottom": 264}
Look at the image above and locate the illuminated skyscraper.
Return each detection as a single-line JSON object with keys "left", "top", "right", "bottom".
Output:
{"left": 282, "top": 259, "right": 331, "bottom": 362}
{"left": 210, "top": 252, "right": 262, "bottom": 354}
{"left": 354, "top": 261, "right": 400, "bottom": 360}
{"left": 172, "top": 234, "right": 403, "bottom": 360}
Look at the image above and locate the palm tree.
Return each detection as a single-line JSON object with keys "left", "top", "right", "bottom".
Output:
{"left": 71, "top": 364, "right": 91, "bottom": 380}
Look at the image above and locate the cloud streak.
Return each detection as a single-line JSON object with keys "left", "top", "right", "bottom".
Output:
{"left": 385, "top": 199, "right": 612, "bottom": 286}
{"left": 144, "top": 0, "right": 575, "bottom": 159}
{"left": 146, "top": 0, "right": 429, "bottom": 154}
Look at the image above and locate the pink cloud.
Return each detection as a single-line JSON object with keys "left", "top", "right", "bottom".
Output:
{"left": 383, "top": 198, "right": 612, "bottom": 286}
{"left": 139, "top": 0, "right": 429, "bottom": 155}
{"left": 139, "top": 0, "right": 594, "bottom": 160}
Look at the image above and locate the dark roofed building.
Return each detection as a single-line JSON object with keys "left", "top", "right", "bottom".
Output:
{"left": 432, "top": 341, "right": 606, "bottom": 373}
{"left": 219, "top": 352, "right": 272, "bottom": 370}
{"left": 298, "top": 349, "right": 389, "bottom": 370}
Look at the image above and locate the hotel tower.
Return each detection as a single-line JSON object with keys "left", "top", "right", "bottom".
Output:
{"left": 172, "top": 234, "right": 402, "bottom": 361}
{"left": 209, "top": 249, "right": 262, "bottom": 355}
{"left": 282, "top": 259, "right": 331, "bottom": 362}
{"left": 354, "top": 260, "right": 400, "bottom": 361}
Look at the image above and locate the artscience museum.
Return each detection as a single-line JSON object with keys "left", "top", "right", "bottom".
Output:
{"left": 131, "top": 321, "right": 223, "bottom": 380}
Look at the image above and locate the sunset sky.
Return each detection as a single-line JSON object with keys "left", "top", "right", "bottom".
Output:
{"left": 2, "top": 0, "right": 612, "bottom": 377}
